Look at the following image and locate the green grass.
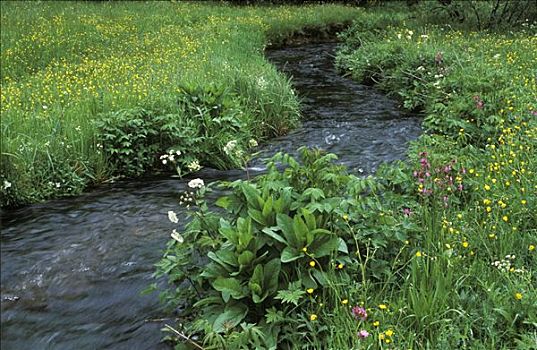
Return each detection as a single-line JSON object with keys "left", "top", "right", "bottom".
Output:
{"left": 0, "top": 1, "right": 361, "bottom": 207}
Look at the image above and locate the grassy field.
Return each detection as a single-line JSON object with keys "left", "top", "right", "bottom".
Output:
{"left": 0, "top": 1, "right": 360, "bottom": 207}
{"left": 154, "top": 3, "right": 537, "bottom": 350}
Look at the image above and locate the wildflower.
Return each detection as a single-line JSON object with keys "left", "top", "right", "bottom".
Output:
{"left": 357, "top": 330, "right": 369, "bottom": 339}
{"left": 309, "top": 260, "right": 316, "bottom": 267}
{"left": 342, "top": 214, "right": 349, "bottom": 221}
{"left": 373, "top": 321, "right": 380, "bottom": 327}
{"left": 3, "top": 180, "right": 11, "bottom": 190}
{"left": 415, "top": 251, "right": 422, "bottom": 257}
{"left": 342, "top": 299, "right": 349, "bottom": 305}
{"left": 168, "top": 210, "right": 179, "bottom": 224}
{"left": 502, "top": 215, "right": 509, "bottom": 222}
{"left": 515, "top": 293, "right": 523, "bottom": 300}
{"left": 302, "top": 247, "right": 308, "bottom": 253}
{"left": 309, "top": 314, "right": 317, "bottom": 321}
{"left": 187, "top": 160, "right": 201, "bottom": 172}
{"left": 188, "top": 178, "right": 204, "bottom": 189}
{"left": 337, "top": 263, "right": 344, "bottom": 269}
{"left": 521, "top": 200, "right": 527, "bottom": 205}
{"left": 248, "top": 139, "right": 258, "bottom": 148}
{"left": 403, "top": 208, "right": 412, "bottom": 217}
{"left": 171, "top": 229, "right": 184, "bottom": 243}
{"left": 484, "top": 184, "right": 491, "bottom": 191}
{"left": 462, "top": 241, "right": 469, "bottom": 248}
{"left": 378, "top": 304, "right": 388, "bottom": 310}
{"left": 385, "top": 329, "right": 394, "bottom": 337}
{"left": 529, "top": 245, "right": 535, "bottom": 251}
{"left": 223, "top": 140, "right": 238, "bottom": 155}
{"left": 352, "top": 306, "right": 367, "bottom": 320}
{"left": 306, "top": 288, "right": 314, "bottom": 294}
{"left": 379, "top": 333, "right": 385, "bottom": 340}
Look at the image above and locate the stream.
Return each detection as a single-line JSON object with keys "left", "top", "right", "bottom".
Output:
{"left": 0, "top": 42, "right": 422, "bottom": 349}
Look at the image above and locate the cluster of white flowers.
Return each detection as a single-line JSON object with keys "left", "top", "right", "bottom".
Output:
{"left": 187, "top": 159, "right": 202, "bottom": 172}
{"left": 491, "top": 255, "right": 525, "bottom": 273}
{"left": 168, "top": 210, "right": 179, "bottom": 224}
{"left": 3, "top": 180, "right": 12, "bottom": 190}
{"left": 171, "top": 229, "right": 184, "bottom": 244}
{"left": 248, "top": 139, "right": 258, "bottom": 148}
{"left": 179, "top": 191, "right": 195, "bottom": 206}
{"left": 257, "top": 76, "right": 267, "bottom": 90}
{"left": 223, "top": 140, "right": 238, "bottom": 155}
{"left": 188, "top": 178, "right": 204, "bottom": 189}
{"left": 160, "top": 149, "right": 181, "bottom": 165}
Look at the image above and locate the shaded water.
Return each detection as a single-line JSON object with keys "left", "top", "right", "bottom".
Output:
{"left": 0, "top": 43, "right": 421, "bottom": 349}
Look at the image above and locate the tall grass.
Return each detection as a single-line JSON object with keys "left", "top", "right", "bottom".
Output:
{"left": 0, "top": 1, "right": 361, "bottom": 207}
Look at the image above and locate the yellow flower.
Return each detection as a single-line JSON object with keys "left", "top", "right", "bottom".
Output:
{"left": 483, "top": 199, "right": 491, "bottom": 205}
{"left": 342, "top": 214, "right": 349, "bottom": 221}
{"left": 415, "top": 251, "right": 422, "bottom": 257}
{"left": 484, "top": 184, "right": 491, "bottom": 191}
{"left": 379, "top": 333, "right": 385, "bottom": 340}
{"left": 309, "top": 261, "right": 316, "bottom": 267}
{"left": 515, "top": 293, "right": 523, "bottom": 300}
{"left": 306, "top": 288, "right": 314, "bottom": 294}
{"left": 385, "top": 339, "right": 392, "bottom": 344}
{"left": 457, "top": 214, "right": 463, "bottom": 219}
{"left": 486, "top": 206, "right": 492, "bottom": 213}
{"left": 521, "top": 200, "right": 527, "bottom": 205}
{"left": 502, "top": 215, "right": 508, "bottom": 222}
{"left": 385, "top": 329, "right": 394, "bottom": 337}
{"left": 341, "top": 299, "right": 349, "bottom": 305}
{"left": 373, "top": 321, "right": 380, "bottom": 327}
{"left": 337, "top": 263, "right": 344, "bottom": 269}
{"left": 378, "top": 304, "right": 388, "bottom": 310}
{"left": 309, "top": 314, "right": 317, "bottom": 321}
{"left": 462, "top": 241, "right": 469, "bottom": 248}
{"left": 302, "top": 247, "right": 308, "bottom": 253}
{"left": 529, "top": 245, "right": 535, "bottom": 251}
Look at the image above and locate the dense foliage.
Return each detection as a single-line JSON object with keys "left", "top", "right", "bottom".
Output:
{"left": 155, "top": 3, "right": 536, "bottom": 349}
{"left": 0, "top": 2, "right": 359, "bottom": 207}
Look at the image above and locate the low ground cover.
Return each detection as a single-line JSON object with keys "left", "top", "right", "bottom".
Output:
{"left": 0, "top": 2, "right": 359, "bottom": 207}
{"left": 156, "top": 3, "right": 536, "bottom": 349}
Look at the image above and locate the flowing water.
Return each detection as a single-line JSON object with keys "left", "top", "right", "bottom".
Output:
{"left": 0, "top": 43, "right": 421, "bottom": 349}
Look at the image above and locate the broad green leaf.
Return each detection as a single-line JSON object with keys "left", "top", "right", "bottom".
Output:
{"left": 248, "top": 208, "right": 266, "bottom": 226}
{"left": 262, "top": 227, "right": 287, "bottom": 244}
{"left": 241, "top": 183, "right": 262, "bottom": 210}
{"left": 276, "top": 213, "right": 298, "bottom": 248}
{"left": 238, "top": 250, "right": 255, "bottom": 266}
{"left": 281, "top": 246, "right": 303, "bottom": 263}
{"left": 263, "top": 258, "right": 281, "bottom": 293}
{"left": 292, "top": 215, "right": 309, "bottom": 244}
{"left": 212, "top": 277, "right": 247, "bottom": 302}
{"left": 212, "top": 303, "right": 248, "bottom": 333}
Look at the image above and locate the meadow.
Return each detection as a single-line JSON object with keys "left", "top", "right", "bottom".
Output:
{"left": 0, "top": 1, "right": 359, "bottom": 207}
{"left": 154, "top": 2, "right": 537, "bottom": 349}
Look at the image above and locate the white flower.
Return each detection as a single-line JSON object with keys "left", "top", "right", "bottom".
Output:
{"left": 162, "top": 159, "right": 167, "bottom": 165}
{"left": 168, "top": 210, "right": 179, "bottom": 223}
{"left": 434, "top": 74, "right": 444, "bottom": 79}
{"left": 397, "top": 33, "right": 402, "bottom": 39}
{"left": 408, "top": 30, "right": 414, "bottom": 36}
{"left": 223, "top": 140, "right": 238, "bottom": 155}
{"left": 420, "top": 34, "right": 429, "bottom": 39}
{"left": 493, "top": 54, "right": 500, "bottom": 59}
{"left": 168, "top": 154, "right": 175, "bottom": 162}
{"left": 417, "top": 66, "right": 425, "bottom": 71}
{"left": 171, "top": 229, "right": 184, "bottom": 244}
{"left": 55, "top": 182, "right": 61, "bottom": 188}
{"left": 3, "top": 180, "right": 12, "bottom": 190}
{"left": 187, "top": 160, "right": 201, "bottom": 172}
{"left": 175, "top": 150, "right": 181, "bottom": 156}
{"left": 42, "top": 105, "right": 48, "bottom": 110}
{"left": 248, "top": 139, "right": 258, "bottom": 148}
{"left": 188, "top": 178, "right": 204, "bottom": 189}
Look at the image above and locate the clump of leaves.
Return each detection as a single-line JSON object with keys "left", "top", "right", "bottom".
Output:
{"left": 153, "top": 148, "right": 415, "bottom": 348}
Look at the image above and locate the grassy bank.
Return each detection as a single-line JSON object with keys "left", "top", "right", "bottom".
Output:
{"left": 155, "top": 3, "right": 536, "bottom": 349}
{"left": 0, "top": 2, "right": 360, "bottom": 207}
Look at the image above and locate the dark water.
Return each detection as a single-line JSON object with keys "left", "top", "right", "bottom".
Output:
{"left": 0, "top": 43, "right": 421, "bottom": 349}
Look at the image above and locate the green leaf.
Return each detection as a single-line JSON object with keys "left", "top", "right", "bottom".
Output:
{"left": 212, "top": 303, "right": 248, "bottom": 333}
{"left": 292, "top": 215, "right": 309, "bottom": 244}
{"left": 276, "top": 213, "right": 298, "bottom": 248}
{"left": 212, "top": 277, "right": 247, "bottom": 302}
{"left": 281, "top": 246, "right": 303, "bottom": 263}
{"left": 248, "top": 208, "right": 266, "bottom": 226}
{"left": 241, "top": 183, "right": 262, "bottom": 210}
{"left": 238, "top": 250, "right": 255, "bottom": 266}
{"left": 275, "top": 288, "right": 305, "bottom": 306}
{"left": 263, "top": 258, "right": 281, "bottom": 293}
{"left": 262, "top": 227, "right": 287, "bottom": 244}
{"left": 310, "top": 234, "right": 338, "bottom": 257}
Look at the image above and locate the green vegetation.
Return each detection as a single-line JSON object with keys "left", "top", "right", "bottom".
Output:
{"left": 155, "top": 2, "right": 537, "bottom": 349}
{"left": 0, "top": 1, "right": 359, "bottom": 207}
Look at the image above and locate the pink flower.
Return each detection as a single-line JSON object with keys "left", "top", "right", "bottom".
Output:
{"left": 357, "top": 330, "right": 370, "bottom": 339}
{"left": 403, "top": 208, "right": 412, "bottom": 217}
{"left": 352, "top": 306, "right": 367, "bottom": 321}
